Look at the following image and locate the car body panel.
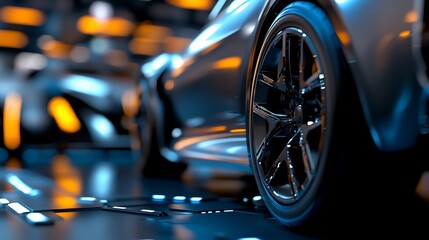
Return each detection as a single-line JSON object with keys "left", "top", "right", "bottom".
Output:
{"left": 162, "top": 0, "right": 266, "bottom": 125}
{"left": 326, "top": 0, "right": 427, "bottom": 150}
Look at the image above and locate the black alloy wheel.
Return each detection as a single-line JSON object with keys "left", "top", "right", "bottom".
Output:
{"left": 247, "top": 1, "right": 345, "bottom": 229}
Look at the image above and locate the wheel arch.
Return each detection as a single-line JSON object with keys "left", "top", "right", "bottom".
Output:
{"left": 139, "top": 54, "right": 182, "bottom": 163}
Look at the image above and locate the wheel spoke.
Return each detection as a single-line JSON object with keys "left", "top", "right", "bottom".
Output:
{"left": 301, "top": 72, "right": 322, "bottom": 95}
{"left": 280, "top": 31, "right": 287, "bottom": 81}
{"left": 253, "top": 104, "right": 294, "bottom": 138}
{"left": 264, "top": 151, "right": 286, "bottom": 185}
{"left": 299, "top": 35, "right": 305, "bottom": 89}
{"left": 285, "top": 129, "right": 302, "bottom": 194}
{"left": 286, "top": 33, "right": 293, "bottom": 88}
{"left": 253, "top": 103, "right": 294, "bottom": 162}
{"left": 258, "top": 73, "right": 288, "bottom": 93}
{"left": 263, "top": 128, "right": 300, "bottom": 197}
{"left": 300, "top": 120, "right": 322, "bottom": 176}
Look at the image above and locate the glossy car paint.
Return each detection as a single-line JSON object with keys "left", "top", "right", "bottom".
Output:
{"left": 140, "top": 0, "right": 428, "bottom": 165}
{"left": 142, "top": 0, "right": 268, "bottom": 167}
{"left": 327, "top": 0, "right": 427, "bottom": 151}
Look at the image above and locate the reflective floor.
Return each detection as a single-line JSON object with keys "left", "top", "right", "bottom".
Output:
{"left": 0, "top": 149, "right": 428, "bottom": 240}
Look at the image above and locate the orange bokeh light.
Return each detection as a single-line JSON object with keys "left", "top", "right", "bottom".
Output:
{"left": 166, "top": 0, "right": 214, "bottom": 11}
{"left": 3, "top": 92, "right": 22, "bottom": 150}
{"left": 0, "top": 30, "right": 28, "bottom": 48}
{"left": 77, "top": 15, "right": 134, "bottom": 37}
{"left": 0, "top": 6, "right": 45, "bottom": 26}
{"left": 213, "top": 57, "right": 241, "bottom": 69}
{"left": 48, "top": 97, "right": 81, "bottom": 133}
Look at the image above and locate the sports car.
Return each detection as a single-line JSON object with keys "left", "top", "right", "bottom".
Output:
{"left": 135, "top": 0, "right": 429, "bottom": 232}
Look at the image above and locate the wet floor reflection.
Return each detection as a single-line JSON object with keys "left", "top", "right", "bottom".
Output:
{"left": 0, "top": 148, "right": 428, "bottom": 239}
{"left": 0, "top": 148, "right": 316, "bottom": 240}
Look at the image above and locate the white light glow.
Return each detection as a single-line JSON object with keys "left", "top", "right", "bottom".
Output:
{"left": 15, "top": 52, "right": 47, "bottom": 72}
{"left": 196, "top": 137, "right": 246, "bottom": 148}
{"left": 226, "top": 0, "right": 247, "bottom": 14}
{"left": 8, "top": 202, "right": 30, "bottom": 214}
{"left": 252, "top": 196, "right": 262, "bottom": 201}
{"left": 7, "top": 174, "right": 40, "bottom": 196}
{"left": 152, "top": 194, "right": 166, "bottom": 201}
{"left": 26, "top": 212, "right": 49, "bottom": 222}
{"left": 89, "top": 1, "right": 113, "bottom": 20}
{"left": 241, "top": 23, "right": 255, "bottom": 37}
{"left": 112, "top": 206, "right": 126, "bottom": 210}
{"left": 62, "top": 75, "right": 109, "bottom": 98}
{"left": 231, "top": 1, "right": 249, "bottom": 15}
{"left": 89, "top": 114, "right": 115, "bottom": 139}
{"left": 79, "top": 197, "right": 97, "bottom": 202}
{"left": 141, "top": 209, "right": 155, "bottom": 213}
{"left": 173, "top": 196, "right": 186, "bottom": 202}
{"left": 142, "top": 53, "right": 170, "bottom": 78}
{"left": 188, "top": 24, "right": 221, "bottom": 54}
{"left": 171, "top": 55, "right": 184, "bottom": 69}
{"left": 172, "top": 128, "right": 182, "bottom": 138}
{"left": 190, "top": 197, "right": 203, "bottom": 203}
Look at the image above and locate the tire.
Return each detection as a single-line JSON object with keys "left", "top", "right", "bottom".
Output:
{"left": 247, "top": 1, "right": 428, "bottom": 235}
{"left": 247, "top": 1, "right": 361, "bottom": 232}
{"left": 136, "top": 78, "right": 187, "bottom": 179}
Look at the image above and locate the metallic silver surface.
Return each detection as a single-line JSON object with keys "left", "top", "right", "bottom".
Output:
{"left": 331, "top": 0, "right": 426, "bottom": 150}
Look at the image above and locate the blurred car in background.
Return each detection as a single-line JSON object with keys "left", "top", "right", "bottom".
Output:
{"left": 0, "top": 50, "right": 139, "bottom": 158}
{"left": 0, "top": 1, "right": 140, "bottom": 159}
{"left": 136, "top": 0, "right": 429, "bottom": 232}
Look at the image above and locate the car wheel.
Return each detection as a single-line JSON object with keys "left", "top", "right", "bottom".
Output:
{"left": 136, "top": 79, "right": 187, "bottom": 179}
{"left": 248, "top": 1, "right": 428, "bottom": 233}
{"left": 248, "top": 1, "right": 359, "bottom": 231}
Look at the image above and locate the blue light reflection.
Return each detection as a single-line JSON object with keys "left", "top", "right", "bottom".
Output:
{"left": 6, "top": 174, "right": 40, "bottom": 196}
{"left": 89, "top": 114, "right": 115, "bottom": 139}
{"left": 142, "top": 53, "right": 170, "bottom": 78}
{"left": 152, "top": 194, "right": 166, "bottom": 201}
{"left": 62, "top": 75, "right": 109, "bottom": 98}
